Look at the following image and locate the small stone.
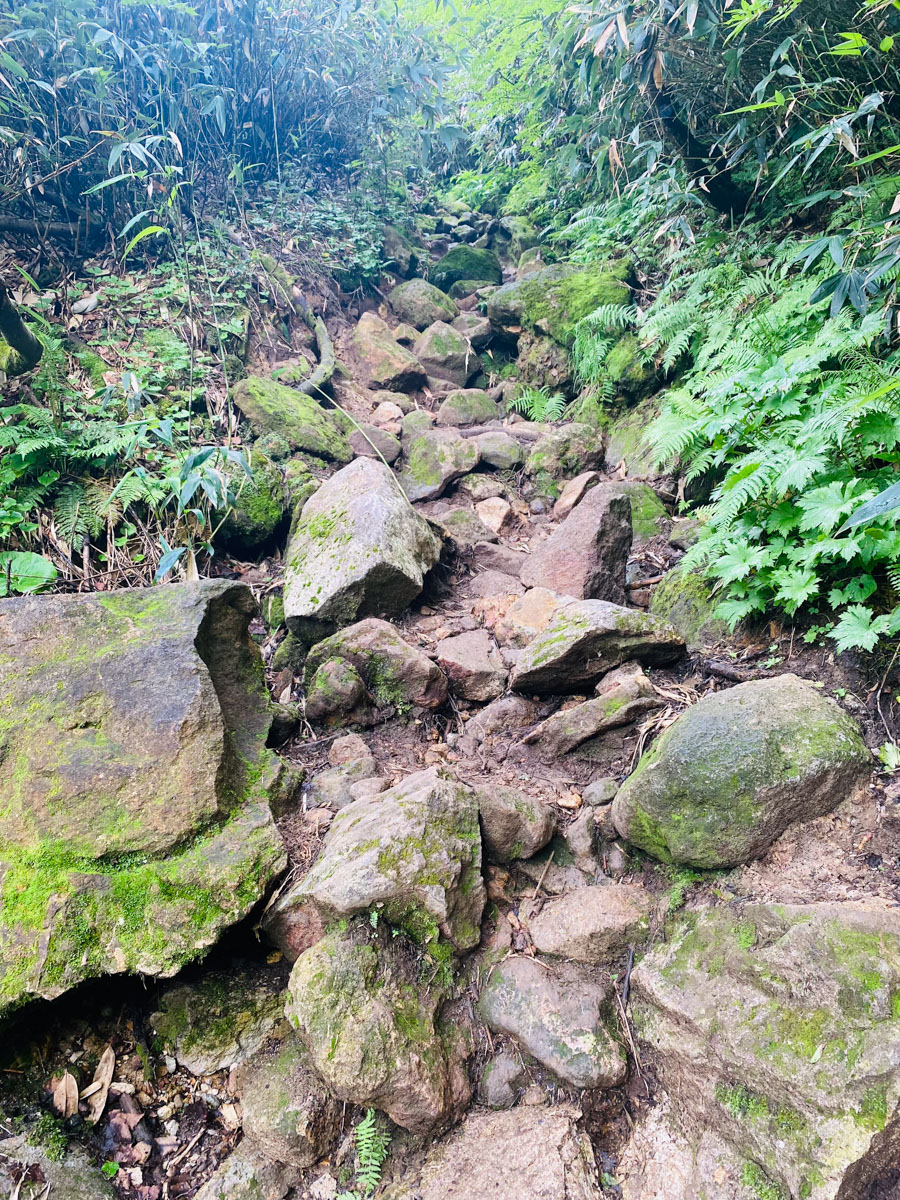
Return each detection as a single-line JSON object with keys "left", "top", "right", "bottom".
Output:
{"left": 582, "top": 778, "right": 619, "bottom": 807}
{"left": 349, "top": 424, "right": 401, "bottom": 465}
{"left": 479, "top": 1051, "right": 524, "bottom": 1109}
{"left": 348, "top": 776, "right": 391, "bottom": 803}
{"left": 457, "top": 475, "right": 510, "bottom": 502}
{"left": 469, "top": 695, "right": 537, "bottom": 740}
{"left": 464, "top": 568, "right": 525, "bottom": 599}
{"left": 437, "top": 630, "right": 508, "bottom": 702}
{"left": 451, "top": 311, "right": 493, "bottom": 349}
{"left": 529, "top": 498, "right": 546, "bottom": 514}
{"left": 371, "top": 400, "right": 405, "bottom": 425}
{"left": 475, "top": 496, "right": 514, "bottom": 535}
{"left": 436, "top": 389, "right": 498, "bottom": 427}
{"left": 475, "top": 431, "right": 524, "bottom": 470}
{"left": 433, "top": 508, "right": 498, "bottom": 551}
{"left": 495, "top": 588, "right": 562, "bottom": 648}
{"left": 553, "top": 471, "right": 599, "bottom": 520}
{"left": 393, "top": 322, "right": 419, "bottom": 345}
{"left": 473, "top": 541, "right": 528, "bottom": 577}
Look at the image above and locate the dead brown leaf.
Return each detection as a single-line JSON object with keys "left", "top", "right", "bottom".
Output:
{"left": 86, "top": 1044, "right": 116, "bottom": 1125}
{"left": 52, "top": 1070, "right": 79, "bottom": 1118}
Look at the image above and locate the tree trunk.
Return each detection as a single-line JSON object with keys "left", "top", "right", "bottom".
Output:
{"left": 0, "top": 286, "right": 44, "bottom": 376}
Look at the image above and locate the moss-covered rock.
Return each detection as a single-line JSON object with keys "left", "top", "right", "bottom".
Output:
{"left": 150, "top": 966, "right": 286, "bottom": 1075}
{"left": 650, "top": 564, "right": 728, "bottom": 649}
{"left": 479, "top": 955, "right": 626, "bottom": 1089}
{"left": 397, "top": 428, "right": 481, "bottom": 502}
{"left": 382, "top": 224, "right": 421, "bottom": 278}
{"left": 602, "top": 395, "right": 661, "bottom": 476}
{"left": 231, "top": 376, "right": 351, "bottom": 462}
{"left": 286, "top": 922, "right": 473, "bottom": 1135}
{"left": 487, "top": 260, "right": 631, "bottom": 347}
{"left": 283, "top": 458, "right": 441, "bottom": 641}
{"left": 389, "top": 279, "right": 458, "bottom": 330}
{"left": 613, "top": 674, "right": 871, "bottom": 868}
{"left": 497, "top": 215, "right": 540, "bottom": 262}
{"left": 218, "top": 451, "right": 286, "bottom": 558}
{"left": 448, "top": 278, "right": 497, "bottom": 300}
{"left": 633, "top": 901, "right": 900, "bottom": 1200}
{"left": 303, "top": 617, "right": 447, "bottom": 721}
{"left": 413, "top": 321, "right": 481, "bottom": 387}
{"left": 605, "top": 332, "right": 656, "bottom": 397}
{"left": 611, "top": 481, "right": 668, "bottom": 541}
{"left": 435, "top": 388, "right": 498, "bottom": 427}
{"left": 515, "top": 330, "right": 574, "bottom": 393}
{"left": 430, "top": 246, "right": 502, "bottom": 291}
{"left": 524, "top": 422, "right": 606, "bottom": 480}
{"left": 0, "top": 581, "right": 286, "bottom": 1015}
{"left": 279, "top": 766, "right": 485, "bottom": 951}
{"left": 238, "top": 1036, "right": 343, "bottom": 1168}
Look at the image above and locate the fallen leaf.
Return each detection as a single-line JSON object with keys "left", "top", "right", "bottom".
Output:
{"left": 52, "top": 1071, "right": 79, "bottom": 1118}
{"left": 72, "top": 291, "right": 101, "bottom": 315}
{"left": 86, "top": 1044, "right": 116, "bottom": 1125}
{"left": 810, "top": 1043, "right": 824, "bottom": 1064}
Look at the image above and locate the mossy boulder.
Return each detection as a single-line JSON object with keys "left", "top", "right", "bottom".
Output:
{"left": 413, "top": 321, "right": 481, "bottom": 387}
{"left": 496, "top": 215, "right": 540, "bottom": 262}
{"left": 283, "top": 458, "right": 441, "bottom": 641}
{"left": 382, "top": 224, "right": 421, "bottom": 279}
{"left": 231, "top": 376, "right": 352, "bottom": 463}
{"left": 150, "top": 966, "right": 286, "bottom": 1075}
{"left": 352, "top": 312, "right": 428, "bottom": 392}
{"left": 435, "top": 388, "right": 498, "bottom": 427}
{"left": 448, "top": 278, "right": 497, "bottom": 300}
{"left": 475, "top": 430, "right": 524, "bottom": 470}
{"left": 633, "top": 901, "right": 900, "bottom": 1200}
{"left": 472, "top": 784, "right": 556, "bottom": 864}
{"left": 650, "top": 564, "right": 728, "bottom": 649}
{"left": 218, "top": 451, "right": 286, "bottom": 557}
{"left": 0, "top": 1133, "right": 115, "bottom": 1199}
{"left": 525, "top": 422, "right": 606, "bottom": 480}
{"left": 430, "top": 246, "right": 502, "bottom": 291}
{"left": 389, "top": 279, "right": 458, "bottom": 330}
{"left": 613, "top": 674, "right": 871, "bottom": 868}
{"left": 397, "top": 429, "right": 481, "bottom": 502}
{"left": 611, "top": 481, "right": 668, "bottom": 541}
{"left": 451, "top": 310, "right": 492, "bottom": 349}
{"left": 602, "top": 395, "right": 660, "bottom": 477}
{"left": 487, "top": 260, "right": 631, "bottom": 346}
{"left": 303, "top": 617, "right": 448, "bottom": 720}
{"left": 278, "top": 766, "right": 485, "bottom": 952}
{"left": 286, "top": 923, "right": 473, "bottom": 1135}
{"left": 237, "top": 1036, "right": 343, "bottom": 1168}
{"left": 0, "top": 581, "right": 286, "bottom": 1015}
{"left": 515, "top": 330, "right": 574, "bottom": 393}
{"left": 605, "top": 332, "right": 656, "bottom": 397}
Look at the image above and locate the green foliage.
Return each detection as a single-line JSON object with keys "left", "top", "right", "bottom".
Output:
{"left": 509, "top": 385, "right": 568, "bottom": 422}
{"left": 638, "top": 243, "right": 900, "bottom": 652}
{"left": 336, "top": 1108, "right": 391, "bottom": 1200}
{"left": 0, "top": 0, "right": 452, "bottom": 238}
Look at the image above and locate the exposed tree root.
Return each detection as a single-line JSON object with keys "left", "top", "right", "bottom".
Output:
{"left": 0, "top": 286, "right": 44, "bottom": 376}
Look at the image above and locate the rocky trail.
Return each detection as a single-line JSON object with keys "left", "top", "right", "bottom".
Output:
{"left": 2, "top": 202, "right": 900, "bottom": 1200}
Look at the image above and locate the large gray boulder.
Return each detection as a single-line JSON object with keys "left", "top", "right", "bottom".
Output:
{"left": 286, "top": 925, "right": 473, "bottom": 1134}
{"left": 633, "top": 901, "right": 900, "bottom": 1200}
{"left": 0, "top": 581, "right": 286, "bottom": 1015}
{"left": 487, "top": 261, "right": 630, "bottom": 345}
{"left": 529, "top": 884, "right": 655, "bottom": 963}
{"left": 389, "top": 278, "right": 458, "bottom": 329}
{"left": 265, "top": 767, "right": 485, "bottom": 953}
{"left": 510, "top": 599, "right": 685, "bottom": 695}
{"left": 521, "top": 482, "right": 633, "bottom": 602}
{"left": 479, "top": 955, "right": 626, "bottom": 1089}
{"left": 284, "top": 458, "right": 441, "bottom": 641}
{"left": 612, "top": 674, "right": 871, "bottom": 868}
{"left": 381, "top": 1105, "right": 605, "bottom": 1200}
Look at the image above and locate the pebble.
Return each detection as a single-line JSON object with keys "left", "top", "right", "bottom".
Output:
{"left": 529, "top": 499, "right": 546, "bottom": 514}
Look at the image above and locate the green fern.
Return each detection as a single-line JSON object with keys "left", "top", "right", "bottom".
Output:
{"left": 509, "top": 385, "right": 568, "bottom": 422}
